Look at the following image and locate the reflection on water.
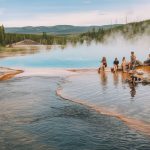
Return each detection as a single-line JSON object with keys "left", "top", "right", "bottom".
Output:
{"left": 59, "top": 70, "right": 150, "bottom": 131}
{"left": 0, "top": 76, "right": 150, "bottom": 149}
{"left": 113, "top": 73, "right": 119, "bottom": 86}
{"left": 129, "top": 83, "right": 137, "bottom": 98}
{"left": 0, "top": 47, "right": 40, "bottom": 58}
{"left": 99, "top": 71, "right": 107, "bottom": 87}
{"left": 100, "top": 71, "right": 138, "bottom": 98}
{"left": 114, "top": 72, "right": 137, "bottom": 98}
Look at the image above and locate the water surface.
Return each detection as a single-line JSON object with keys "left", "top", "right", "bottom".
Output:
{"left": 0, "top": 36, "right": 150, "bottom": 149}
{"left": 0, "top": 37, "right": 149, "bottom": 68}
{"left": 58, "top": 70, "right": 150, "bottom": 134}
{"left": 0, "top": 76, "right": 150, "bottom": 150}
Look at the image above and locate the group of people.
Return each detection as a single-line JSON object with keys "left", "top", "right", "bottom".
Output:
{"left": 99, "top": 51, "right": 149, "bottom": 73}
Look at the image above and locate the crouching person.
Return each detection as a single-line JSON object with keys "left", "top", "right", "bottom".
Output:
{"left": 98, "top": 57, "right": 107, "bottom": 73}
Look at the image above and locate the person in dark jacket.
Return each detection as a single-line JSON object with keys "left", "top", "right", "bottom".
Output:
{"left": 113, "top": 58, "right": 119, "bottom": 72}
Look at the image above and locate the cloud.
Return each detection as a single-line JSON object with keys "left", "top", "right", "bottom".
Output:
{"left": 1, "top": 4, "right": 150, "bottom": 27}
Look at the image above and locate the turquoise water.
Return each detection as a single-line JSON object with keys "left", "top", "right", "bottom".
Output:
{"left": 0, "top": 40, "right": 149, "bottom": 68}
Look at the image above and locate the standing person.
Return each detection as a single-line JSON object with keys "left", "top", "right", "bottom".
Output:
{"left": 130, "top": 51, "right": 136, "bottom": 70}
{"left": 121, "top": 57, "right": 127, "bottom": 72}
{"left": 113, "top": 58, "right": 119, "bottom": 73}
{"left": 98, "top": 57, "right": 107, "bottom": 72}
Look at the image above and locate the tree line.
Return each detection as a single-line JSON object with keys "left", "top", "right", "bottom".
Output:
{"left": 0, "top": 26, "right": 70, "bottom": 46}
{"left": 0, "top": 20, "right": 150, "bottom": 47}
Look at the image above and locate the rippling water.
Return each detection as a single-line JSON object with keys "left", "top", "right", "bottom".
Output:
{"left": 0, "top": 76, "right": 150, "bottom": 150}
{"left": 58, "top": 70, "right": 150, "bottom": 134}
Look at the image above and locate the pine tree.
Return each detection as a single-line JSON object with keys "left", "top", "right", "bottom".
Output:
{"left": 0, "top": 25, "right": 5, "bottom": 46}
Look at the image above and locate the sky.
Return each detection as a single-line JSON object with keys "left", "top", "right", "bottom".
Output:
{"left": 0, "top": 0, "right": 150, "bottom": 27}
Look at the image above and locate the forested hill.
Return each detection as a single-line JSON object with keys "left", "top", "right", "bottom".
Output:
{"left": 5, "top": 24, "right": 121, "bottom": 35}
{"left": 0, "top": 20, "right": 150, "bottom": 47}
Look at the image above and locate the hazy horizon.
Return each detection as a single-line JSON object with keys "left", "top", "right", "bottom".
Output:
{"left": 5, "top": 23, "right": 123, "bottom": 28}
{"left": 5, "top": 19, "right": 150, "bottom": 28}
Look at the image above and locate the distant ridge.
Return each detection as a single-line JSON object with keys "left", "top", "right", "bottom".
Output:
{"left": 5, "top": 24, "right": 122, "bottom": 35}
